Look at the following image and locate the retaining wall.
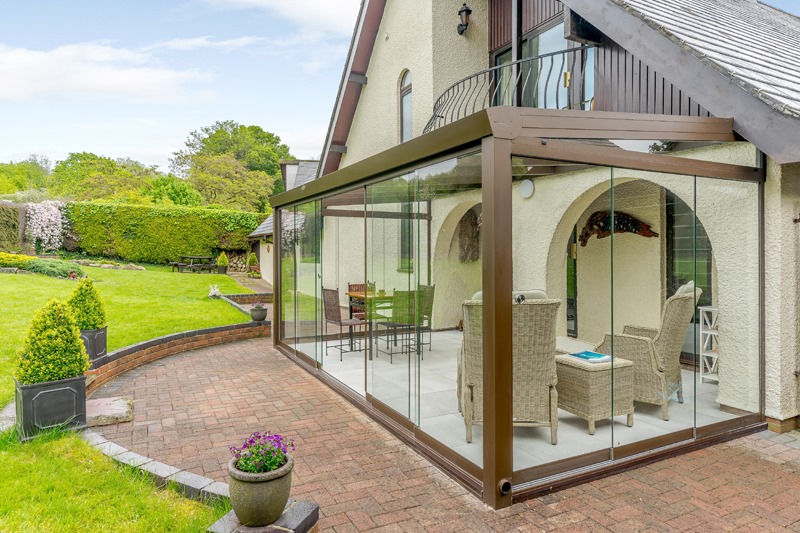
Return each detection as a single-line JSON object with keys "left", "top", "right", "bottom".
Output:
{"left": 86, "top": 322, "right": 270, "bottom": 394}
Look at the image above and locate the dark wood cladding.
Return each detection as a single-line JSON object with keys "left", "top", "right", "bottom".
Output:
{"left": 489, "top": 0, "right": 564, "bottom": 52}
{"left": 594, "top": 39, "right": 711, "bottom": 118}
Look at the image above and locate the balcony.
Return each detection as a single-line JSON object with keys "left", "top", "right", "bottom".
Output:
{"left": 424, "top": 45, "right": 595, "bottom": 134}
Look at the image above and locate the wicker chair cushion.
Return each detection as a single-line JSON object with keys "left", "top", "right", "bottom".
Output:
{"left": 470, "top": 289, "right": 548, "bottom": 301}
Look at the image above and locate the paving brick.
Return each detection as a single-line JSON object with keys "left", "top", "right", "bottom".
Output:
{"left": 88, "top": 338, "right": 800, "bottom": 532}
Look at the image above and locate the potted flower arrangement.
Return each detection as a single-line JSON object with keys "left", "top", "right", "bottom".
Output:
{"left": 246, "top": 252, "right": 261, "bottom": 279}
{"left": 15, "top": 298, "right": 90, "bottom": 441}
{"left": 67, "top": 278, "right": 107, "bottom": 367}
{"left": 250, "top": 302, "right": 268, "bottom": 322}
{"left": 217, "top": 252, "right": 229, "bottom": 274}
{"left": 228, "top": 432, "right": 294, "bottom": 527}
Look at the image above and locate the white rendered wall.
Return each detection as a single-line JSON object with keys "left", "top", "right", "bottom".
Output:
{"left": 259, "top": 239, "right": 274, "bottom": 286}
{"left": 340, "top": 1, "right": 489, "bottom": 168}
{"left": 764, "top": 160, "right": 800, "bottom": 422}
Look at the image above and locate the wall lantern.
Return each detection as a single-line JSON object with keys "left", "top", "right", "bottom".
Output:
{"left": 519, "top": 179, "right": 535, "bottom": 199}
{"left": 457, "top": 3, "right": 472, "bottom": 35}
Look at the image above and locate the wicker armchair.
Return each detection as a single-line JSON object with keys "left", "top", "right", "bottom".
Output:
{"left": 460, "top": 298, "right": 561, "bottom": 444}
{"left": 594, "top": 284, "right": 702, "bottom": 421}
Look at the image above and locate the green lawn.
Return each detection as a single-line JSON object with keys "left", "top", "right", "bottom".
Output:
{"left": 0, "top": 429, "right": 228, "bottom": 532}
{"left": 0, "top": 264, "right": 251, "bottom": 406}
{"left": 0, "top": 263, "right": 250, "bottom": 531}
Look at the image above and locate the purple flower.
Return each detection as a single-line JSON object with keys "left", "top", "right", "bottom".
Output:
{"left": 230, "top": 431, "right": 296, "bottom": 474}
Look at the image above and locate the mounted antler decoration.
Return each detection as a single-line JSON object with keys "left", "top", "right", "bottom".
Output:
{"left": 579, "top": 211, "right": 659, "bottom": 247}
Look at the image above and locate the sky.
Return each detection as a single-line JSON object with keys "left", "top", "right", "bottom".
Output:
{"left": 0, "top": 0, "right": 798, "bottom": 173}
{"left": 0, "top": 0, "right": 361, "bottom": 172}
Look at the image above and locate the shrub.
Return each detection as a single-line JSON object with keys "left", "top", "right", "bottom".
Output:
{"left": 65, "top": 203, "right": 260, "bottom": 264}
{"left": 15, "top": 299, "right": 89, "bottom": 385}
{"left": 26, "top": 201, "right": 67, "bottom": 253}
{"left": 217, "top": 251, "right": 229, "bottom": 267}
{"left": 247, "top": 252, "right": 259, "bottom": 267}
{"left": 0, "top": 204, "right": 20, "bottom": 251}
{"left": 26, "top": 259, "right": 84, "bottom": 279}
{"left": 67, "top": 278, "right": 106, "bottom": 330}
{"left": 0, "top": 252, "right": 34, "bottom": 269}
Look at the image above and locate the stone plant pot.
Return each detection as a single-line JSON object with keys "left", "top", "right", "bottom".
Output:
{"left": 80, "top": 326, "right": 107, "bottom": 368}
{"left": 217, "top": 265, "right": 228, "bottom": 274}
{"left": 250, "top": 307, "right": 268, "bottom": 322}
{"left": 15, "top": 375, "right": 87, "bottom": 441}
{"left": 228, "top": 455, "right": 293, "bottom": 527}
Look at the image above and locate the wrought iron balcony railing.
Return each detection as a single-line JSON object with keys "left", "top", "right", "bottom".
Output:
{"left": 423, "top": 45, "right": 596, "bottom": 134}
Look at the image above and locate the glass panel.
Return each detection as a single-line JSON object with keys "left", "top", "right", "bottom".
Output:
{"left": 366, "top": 171, "right": 416, "bottom": 418}
{"left": 293, "top": 200, "right": 322, "bottom": 363}
{"left": 279, "top": 207, "right": 297, "bottom": 349}
{"left": 610, "top": 170, "right": 696, "bottom": 446}
{"left": 583, "top": 48, "right": 595, "bottom": 110}
{"left": 695, "top": 175, "right": 760, "bottom": 423}
{"left": 494, "top": 49, "right": 513, "bottom": 107}
{"left": 511, "top": 158, "right": 613, "bottom": 474}
{"left": 401, "top": 92, "right": 412, "bottom": 143}
{"left": 318, "top": 188, "right": 367, "bottom": 394}
{"left": 415, "top": 153, "right": 481, "bottom": 460}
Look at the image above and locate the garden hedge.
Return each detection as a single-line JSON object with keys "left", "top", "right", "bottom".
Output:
{"left": 0, "top": 203, "right": 20, "bottom": 251}
{"left": 66, "top": 203, "right": 260, "bottom": 263}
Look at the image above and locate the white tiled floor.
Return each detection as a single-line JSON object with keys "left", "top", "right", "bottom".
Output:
{"left": 294, "top": 330, "right": 745, "bottom": 471}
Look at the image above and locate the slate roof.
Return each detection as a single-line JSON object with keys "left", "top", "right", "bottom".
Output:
{"left": 249, "top": 215, "right": 273, "bottom": 239}
{"left": 614, "top": 0, "right": 800, "bottom": 118}
{"left": 294, "top": 160, "right": 319, "bottom": 189}
{"left": 250, "top": 160, "right": 319, "bottom": 238}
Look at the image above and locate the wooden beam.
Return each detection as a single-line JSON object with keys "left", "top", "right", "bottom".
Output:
{"left": 321, "top": 208, "right": 431, "bottom": 220}
{"left": 487, "top": 107, "right": 736, "bottom": 142}
{"left": 511, "top": 137, "right": 763, "bottom": 182}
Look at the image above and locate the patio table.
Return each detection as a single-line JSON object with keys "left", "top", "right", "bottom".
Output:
{"left": 346, "top": 290, "right": 393, "bottom": 359}
{"left": 178, "top": 255, "right": 214, "bottom": 273}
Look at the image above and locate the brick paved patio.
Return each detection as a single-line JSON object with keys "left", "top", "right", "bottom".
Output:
{"left": 92, "top": 338, "right": 800, "bottom": 531}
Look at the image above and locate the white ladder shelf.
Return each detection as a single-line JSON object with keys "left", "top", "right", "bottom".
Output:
{"left": 698, "top": 306, "right": 719, "bottom": 384}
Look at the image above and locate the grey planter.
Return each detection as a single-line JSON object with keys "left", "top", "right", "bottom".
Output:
{"left": 80, "top": 326, "right": 107, "bottom": 368}
{"left": 250, "top": 308, "right": 268, "bottom": 321}
{"left": 15, "top": 375, "right": 87, "bottom": 441}
{"left": 228, "top": 455, "right": 293, "bottom": 527}
{"left": 218, "top": 265, "right": 228, "bottom": 274}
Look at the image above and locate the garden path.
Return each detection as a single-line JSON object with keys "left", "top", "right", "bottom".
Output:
{"left": 91, "top": 338, "right": 800, "bottom": 531}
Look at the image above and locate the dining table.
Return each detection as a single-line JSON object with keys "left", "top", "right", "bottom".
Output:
{"left": 346, "top": 290, "right": 393, "bottom": 360}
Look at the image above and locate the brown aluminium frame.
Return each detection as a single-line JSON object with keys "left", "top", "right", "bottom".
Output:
{"left": 271, "top": 107, "right": 765, "bottom": 510}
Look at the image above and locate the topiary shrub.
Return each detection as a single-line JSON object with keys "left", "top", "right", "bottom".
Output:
{"left": 67, "top": 278, "right": 106, "bottom": 330}
{"left": 15, "top": 298, "right": 89, "bottom": 385}
{"left": 217, "top": 251, "right": 229, "bottom": 267}
{"left": 247, "top": 252, "right": 259, "bottom": 267}
{"left": 0, "top": 251, "right": 35, "bottom": 269}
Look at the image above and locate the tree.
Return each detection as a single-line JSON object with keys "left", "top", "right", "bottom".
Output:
{"left": 50, "top": 153, "right": 162, "bottom": 201}
{"left": 0, "top": 154, "right": 51, "bottom": 194}
{"left": 170, "top": 120, "right": 292, "bottom": 210}
{"left": 187, "top": 154, "right": 272, "bottom": 212}
{"left": 143, "top": 175, "right": 203, "bottom": 207}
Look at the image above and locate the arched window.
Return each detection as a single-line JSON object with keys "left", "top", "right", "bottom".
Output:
{"left": 400, "top": 70, "right": 412, "bottom": 142}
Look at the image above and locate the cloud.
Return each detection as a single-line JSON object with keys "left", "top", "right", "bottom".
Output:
{"left": 145, "top": 36, "right": 265, "bottom": 52}
{"left": 280, "top": 126, "right": 328, "bottom": 159}
{"left": 203, "top": 0, "right": 360, "bottom": 37}
{"left": 0, "top": 42, "right": 210, "bottom": 102}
